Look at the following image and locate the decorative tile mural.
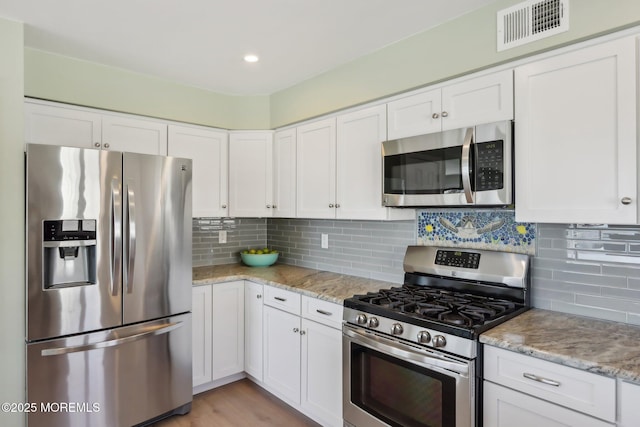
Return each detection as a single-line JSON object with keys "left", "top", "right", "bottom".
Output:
{"left": 417, "top": 210, "right": 535, "bottom": 254}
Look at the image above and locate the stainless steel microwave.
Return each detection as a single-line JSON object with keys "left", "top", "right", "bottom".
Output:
{"left": 382, "top": 120, "right": 513, "bottom": 207}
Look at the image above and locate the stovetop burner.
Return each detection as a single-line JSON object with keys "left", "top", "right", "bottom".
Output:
{"left": 354, "top": 284, "right": 519, "bottom": 328}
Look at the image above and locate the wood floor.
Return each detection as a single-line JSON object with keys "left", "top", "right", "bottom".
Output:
{"left": 151, "top": 379, "right": 322, "bottom": 427}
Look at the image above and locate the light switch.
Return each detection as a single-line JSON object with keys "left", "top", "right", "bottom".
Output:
{"left": 219, "top": 230, "right": 227, "bottom": 244}
{"left": 321, "top": 233, "right": 328, "bottom": 249}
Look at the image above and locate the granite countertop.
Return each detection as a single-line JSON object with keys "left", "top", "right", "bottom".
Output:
{"left": 480, "top": 308, "right": 640, "bottom": 383}
{"left": 192, "top": 263, "right": 396, "bottom": 304}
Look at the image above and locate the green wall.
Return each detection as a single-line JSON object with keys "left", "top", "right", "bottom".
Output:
{"left": 0, "top": 17, "right": 25, "bottom": 427}
{"left": 25, "top": 48, "right": 271, "bottom": 130}
{"left": 22, "top": 0, "right": 640, "bottom": 129}
{"left": 269, "top": 0, "right": 640, "bottom": 127}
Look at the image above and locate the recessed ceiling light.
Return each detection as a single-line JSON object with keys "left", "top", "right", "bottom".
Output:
{"left": 243, "top": 54, "right": 259, "bottom": 63}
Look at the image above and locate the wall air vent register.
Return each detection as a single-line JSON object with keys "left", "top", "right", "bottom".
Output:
{"left": 497, "top": 0, "right": 569, "bottom": 51}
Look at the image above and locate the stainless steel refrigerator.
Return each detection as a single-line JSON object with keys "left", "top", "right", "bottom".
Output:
{"left": 25, "top": 143, "right": 193, "bottom": 427}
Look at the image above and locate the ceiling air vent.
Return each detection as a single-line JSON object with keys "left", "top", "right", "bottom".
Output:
{"left": 497, "top": 0, "right": 569, "bottom": 51}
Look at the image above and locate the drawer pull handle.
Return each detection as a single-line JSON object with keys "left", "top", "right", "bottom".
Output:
{"left": 274, "top": 297, "right": 287, "bottom": 302}
{"left": 523, "top": 373, "right": 561, "bottom": 387}
{"left": 316, "top": 309, "right": 332, "bottom": 316}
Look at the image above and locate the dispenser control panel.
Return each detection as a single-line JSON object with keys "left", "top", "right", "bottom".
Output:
{"left": 44, "top": 220, "right": 96, "bottom": 241}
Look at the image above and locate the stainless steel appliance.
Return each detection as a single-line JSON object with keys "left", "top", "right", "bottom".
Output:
{"left": 343, "top": 246, "right": 530, "bottom": 427}
{"left": 25, "top": 143, "right": 193, "bottom": 427}
{"left": 382, "top": 121, "right": 513, "bottom": 207}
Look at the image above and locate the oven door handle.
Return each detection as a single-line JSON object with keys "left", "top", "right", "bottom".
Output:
{"left": 343, "top": 326, "right": 469, "bottom": 376}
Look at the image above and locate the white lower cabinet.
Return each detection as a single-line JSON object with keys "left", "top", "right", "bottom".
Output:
{"left": 191, "top": 281, "right": 245, "bottom": 392}
{"left": 192, "top": 285, "right": 213, "bottom": 388}
{"left": 300, "top": 317, "right": 342, "bottom": 427}
{"left": 244, "top": 281, "right": 264, "bottom": 381}
{"left": 619, "top": 380, "right": 640, "bottom": 427}
{"left": 483, "top": 382, "right": 614, "bottom": 427}
{"left": 483, "top": 346, "right": 615, "bottom": 427}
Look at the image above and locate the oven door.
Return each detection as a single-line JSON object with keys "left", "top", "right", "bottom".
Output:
{"left": 343, "top": 324, "right": 474, "bottom": 427}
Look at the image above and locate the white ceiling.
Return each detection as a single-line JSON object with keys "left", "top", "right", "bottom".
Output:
{"left": 0, "top": 0, "right": 496, "bottom": 96}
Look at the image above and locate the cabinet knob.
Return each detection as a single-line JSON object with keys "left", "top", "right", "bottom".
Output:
{"left": 621, "top": 197, "right": 632, "bottom": 205}
{"left": 432, "top": 113, "right": 439, "bottom": 119}
{"left": 300, "top": 330, "right": 306, "bottom": 336}
{"left": 329, "top": 203, "right": 334, "bottom": 208}
{"left": 293, "top": 328, "right": 299, "bottom": 333}
{"left": 103, "top": 143, "right": 110, "bottom": 149}
{"left": 266, "top": 204, "right": 271, "bottom": 208}
{"left": 441, "top": 111, "right": 449, "bottom": 118}
{"left": 94, "top": 142, "right": 101, "bottom": 148}
{"left": 256, "top": 294, "right": 262, "bottom": 299}
{"left": 272, "top": 205, "right": 277, "bottom": 209}
{"left": 335, "top": 203, "right": 340, "bottom": 208}
{"left": 222, "top": 204, "right": 227, "bottom": 209}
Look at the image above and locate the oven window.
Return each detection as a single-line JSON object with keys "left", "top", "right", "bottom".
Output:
{"left": 351, "top": 343, "right": 456, "bottom": 427}
{"left": 384, "top": 146, "right": 463, "bottom": 195}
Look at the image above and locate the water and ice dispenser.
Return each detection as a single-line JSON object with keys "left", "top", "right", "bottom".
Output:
{"left": 42, "top": 219, "right": 97, "bottom": 289}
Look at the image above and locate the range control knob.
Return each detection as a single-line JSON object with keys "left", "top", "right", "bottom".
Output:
{"left": 432, "top": 335, "right": 447, "bottom": 348}
{"left": 356, "top": 314, "right": 368, "bottom": 325}
{"left": 391, "top": 323, "right": 404, "bottom": 335}
{"left": 417, "top": 331, "right": 431, "bottom": 344}
{"left": 368, "top": 317, "right": 379, "bottom": 328}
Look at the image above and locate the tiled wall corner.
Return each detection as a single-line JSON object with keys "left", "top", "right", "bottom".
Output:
{"left": 192, "top": 218, "right": 267, "bottom": 267}
{"left": 267, "top": 218, "right": 416, "bottom": 284}
{"left": 533, "top": 223, "right": 640, "bottom": 325}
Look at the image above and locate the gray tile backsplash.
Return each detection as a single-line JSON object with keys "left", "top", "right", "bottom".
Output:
{"left": 266, "top": 218, "right": 415, "bottom": 283}
{"left": 193, "top": 217, "right": 640, "bottom": 326}
{"left": 533, "top": 224, "right": 640, "bottom": 325}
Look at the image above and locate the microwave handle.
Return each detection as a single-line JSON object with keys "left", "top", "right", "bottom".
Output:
{"left": 461, "top": 128, "right": 474, "bottom": 204}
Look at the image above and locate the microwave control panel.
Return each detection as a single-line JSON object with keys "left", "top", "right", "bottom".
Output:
{"left": 475, "top": 140, "right": 504, "bottom": 191}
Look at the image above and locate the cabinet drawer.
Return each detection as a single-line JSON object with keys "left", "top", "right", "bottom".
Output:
{"left": 302, "top": 296, "right": 343, "bottom": 330}
{"left": 484, "top": 346, "right": 615, "bottom": 422}
{"left": 264, "top": 286, "right": 301, "bottom": 315}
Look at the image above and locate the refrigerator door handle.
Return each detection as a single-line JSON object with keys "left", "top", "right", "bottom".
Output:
{"left": 110, "top": 179, "right": 122, "bottom": 296}
{"left": 125, "top": 184, "right": 137, "bottom": 293}
{"left": 40, "top": 321, "right": 183, "bottom": 357}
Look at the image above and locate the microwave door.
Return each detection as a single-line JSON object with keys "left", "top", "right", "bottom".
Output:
{"left": 461, "top": 128, "right": 474, "bottom": 204}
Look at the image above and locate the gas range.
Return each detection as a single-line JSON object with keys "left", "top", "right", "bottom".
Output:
{"left": 343, "top": 246, "right": 530, "bottom": 359}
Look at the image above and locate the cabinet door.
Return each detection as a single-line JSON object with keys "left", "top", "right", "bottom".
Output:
{"left": 296, "top": 118, "right": 336, "bottom": 218}
{"left": 515, "top": 37, "right": 637, "bottom": 224}
{"left": 102, "top": 115, "right": 168, "bottom": 155}
{"left": 244, "top": 281, "right": 264, "bottom": 381}
{"left": 619, "top": 380, "right": 640, "bottom": 427}
{"left": 211, "top": 281, "right": 244, "bottom": 380}
{"left": 483, "top": 382, "right": 614, "bottom": 427}
{"left": 263, "top": 306, "right": 301, "bottom": 404}
{"left": 387, "top": 88, "right": 441, "bottom": 139}
{"left": 192, "top": 285, "right": 212, "bottom": 388}
{"left": 336, "top": 105, "right": 388, "bottom": 220}
{"left": 301, "top": 319, "right": 342, "bottom": 427}
{"left": 24, "top": 101, "right": 102, "bottom": 149}
{"left": 273, "top": 129, "right": 297, "bottom": 218}
{"left": 168, "top": 125, "right": 229, "bottom": 218}
{"left": 441, "top": 69, "right": 513, "bottom": 130}
{"left": 229, "top": 131, "right": 274, "bottom": 217}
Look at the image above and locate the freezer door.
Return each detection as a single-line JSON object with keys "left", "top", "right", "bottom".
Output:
{"left": 122, "top": 153, "right": 192, "bottom": 323}
{"left": 27, "top": 313, "right": 192, "bottom": 427}
{"left": 26, "top": 144, "right": 123, "bottom": 341}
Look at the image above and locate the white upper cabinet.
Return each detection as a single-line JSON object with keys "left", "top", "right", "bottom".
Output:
{"left": 296, "top": 118, "right": 337, "bottom": 219}
{"left": 229, "top": 131, "right": 274, "bottom": 217}
{"left": 387, "top": 69, "right": 513, "bottom": 139}
{"left": 336, "top": 105, "right": 413, "bottom": 220}
{"left": 273, "top": 129, "right": 297, "bottom": 218}
{"left": 514, "top": 36, "right": 637, "bottom": 224}
{"left": 168, "top": 124, "right": 229, "bottom": 218}
{"left": 101, "top": 115, "right": 167, "bottom": 155}
{"left": 25, "top": 101, "right": 102, "bottom": 149}
{"left": 24, "top": 99, "right": 168, "bottom": 155}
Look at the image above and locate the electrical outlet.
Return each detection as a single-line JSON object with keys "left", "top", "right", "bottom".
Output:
{"left": 219, "top": 230, "right": 227, "bottom": 244}
{"left": 321, "top": 233, "right": 329, "bottom": 249}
